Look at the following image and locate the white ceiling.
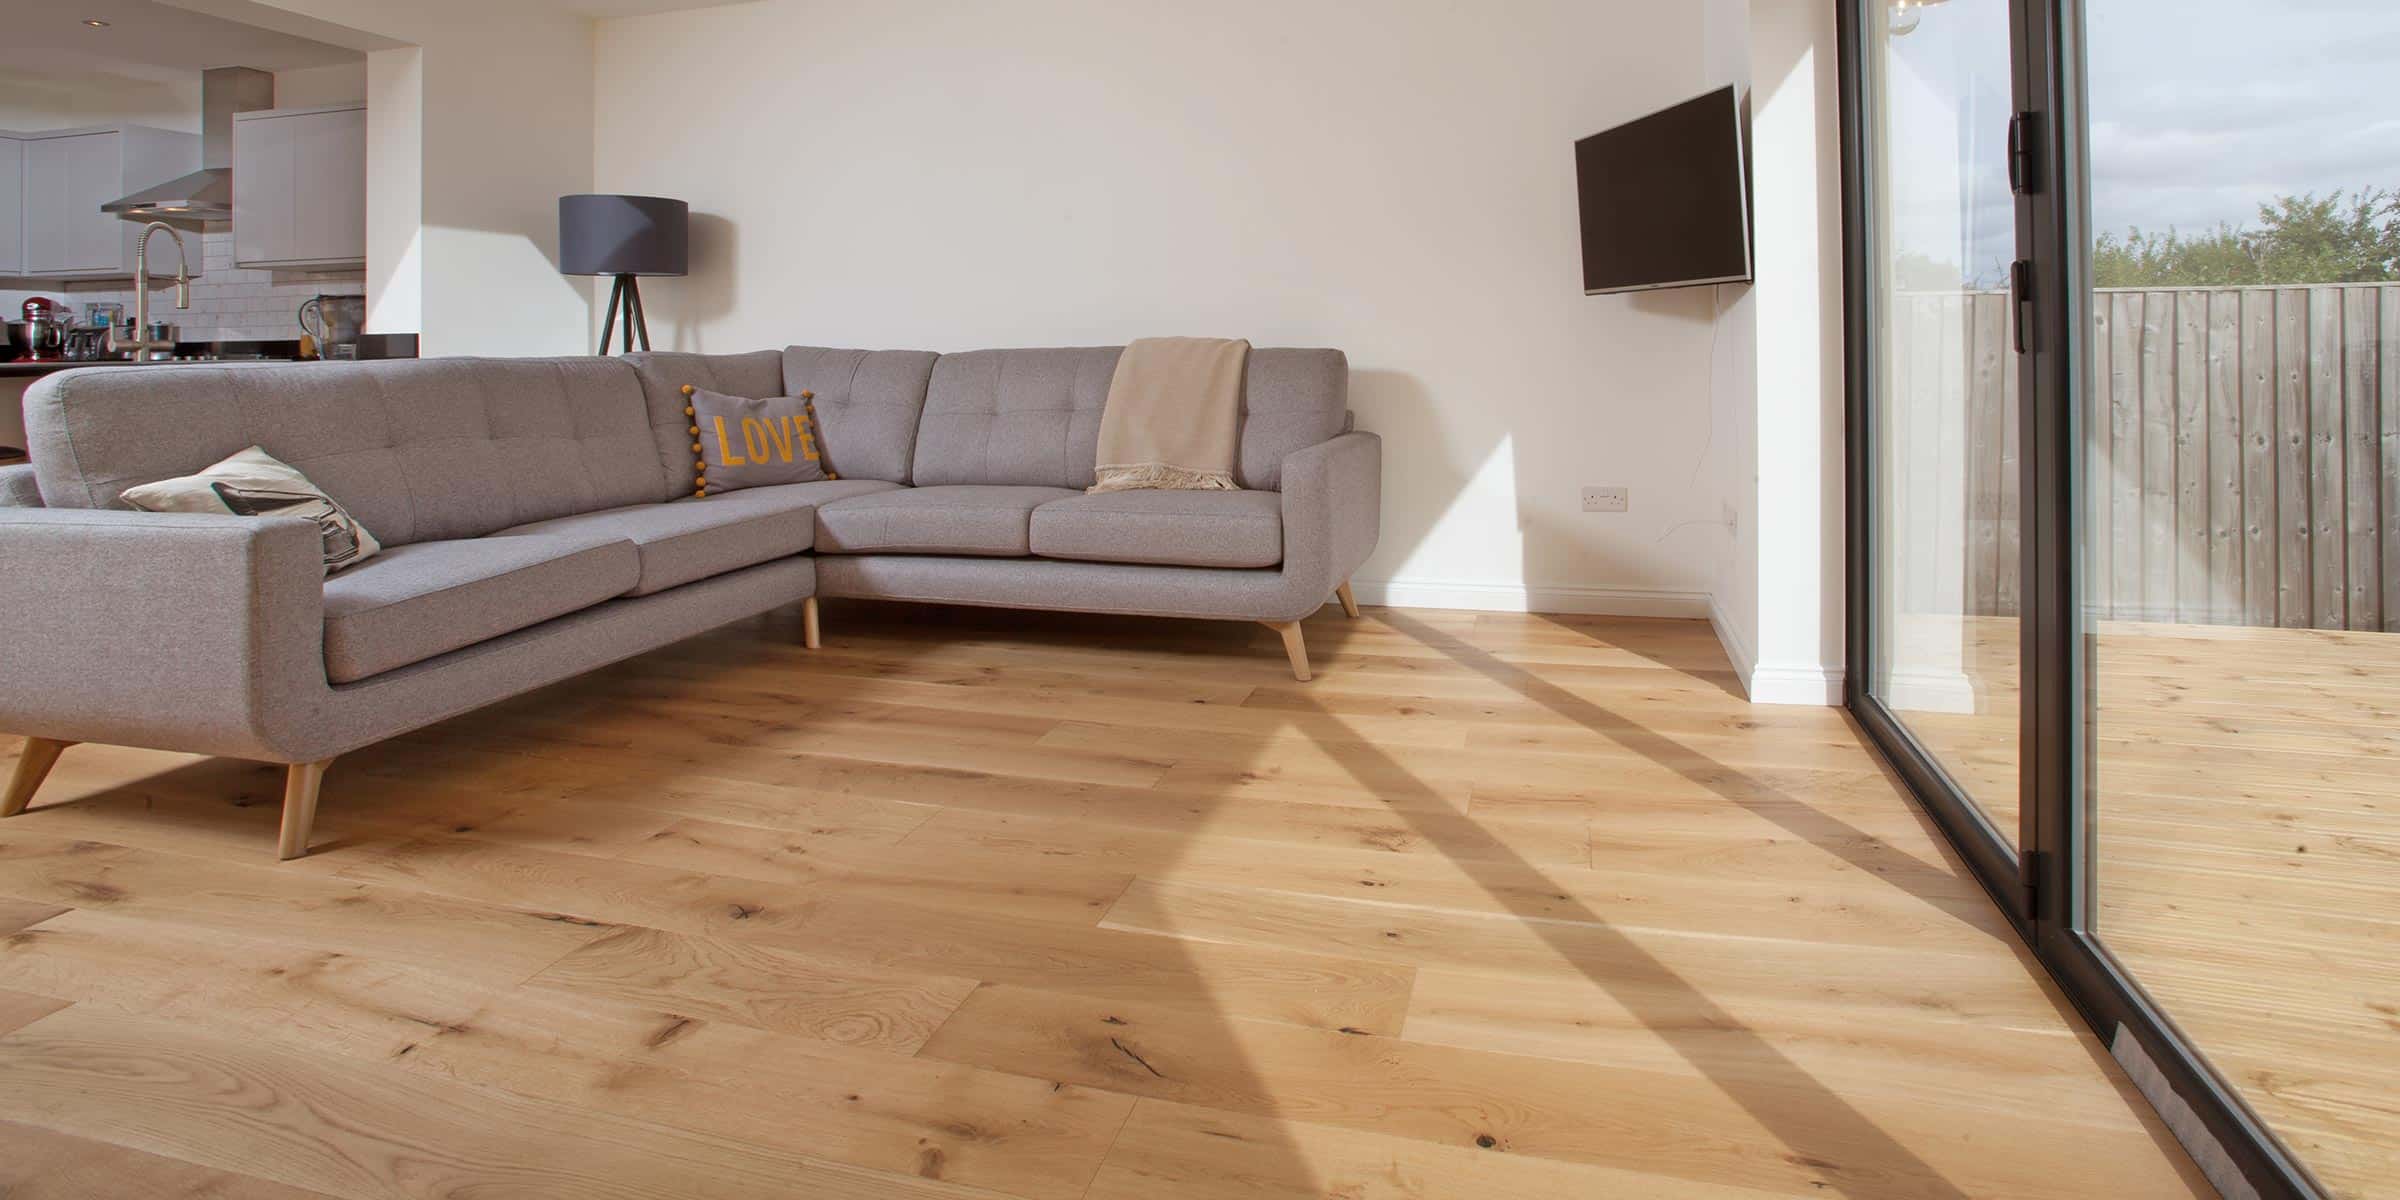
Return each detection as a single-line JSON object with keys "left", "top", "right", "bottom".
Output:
{"left": 0, "top": 0, "right": 360, "bottom": 86}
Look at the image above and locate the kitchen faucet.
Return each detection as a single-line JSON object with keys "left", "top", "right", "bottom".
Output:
{"left": 107, "top": 222, "right": 192, "bottom": 362}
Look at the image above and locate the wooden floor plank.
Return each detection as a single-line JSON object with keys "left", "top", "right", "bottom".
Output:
{"left": 0, "top": 987, "right": 69, "bottom": 1037}
{"left": 903, "top": 806, "right": 2007, "bottom": 952}
{"left": 735, "top": 892, "right": 1416, "bottom": 1035}
{"left": 0, "top": 832, "right": 606, "bottom": 986}
{"left": 0, "top": 910, "right": 1131, "bottom": 1198}
{"left": 1086, "top": 1099, "right": 1801, "bottom": 1200}
{"left": 525, "top": 923, "right": 979, "bottom": 1053}
{"left": 0, "top": 1005, "right": 1042, "bottom": 1200}
{"left": 0, "top": 1119, "right": 348, "bottom": 1200}
{"left": 1098, "top": 880, "right": 2050, "bottom": 1019}
{"left": 613, "top": 815, "right": 1135, "bottom": 924}
{"left": 0, "top": 894, "right": 68, "bottom": 934}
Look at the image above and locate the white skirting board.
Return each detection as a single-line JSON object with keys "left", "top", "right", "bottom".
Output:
{"left": 1348, "top": 578, "right": 1711, "bottom": 618}
{"left": 1348, "top": 578, "right": 1842, "bottom": 707}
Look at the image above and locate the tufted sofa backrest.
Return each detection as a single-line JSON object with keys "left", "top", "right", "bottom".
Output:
{"left": 910, "top": 345, "right": 1348, "bottom": 491}
{"left": 23, "top": 357, "right": 664, "bottom": 545}
{"left": 22, "top": 344, "right": 1352, "bottom": 542}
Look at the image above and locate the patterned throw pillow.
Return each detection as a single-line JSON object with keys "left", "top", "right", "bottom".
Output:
{"left": 681, "top": 385, "right": 837, "bottom": 498}
{"left": 119, "top": 445, "right": 382, "bottom": 574}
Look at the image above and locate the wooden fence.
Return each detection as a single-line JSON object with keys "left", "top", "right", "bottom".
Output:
{"left": 1892, "top": 284, "right": 2400, "bottom": 630}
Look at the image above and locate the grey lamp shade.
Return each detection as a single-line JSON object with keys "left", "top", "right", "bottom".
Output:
{"left": 558, "top": 194, "right": 689, "bottom": 277}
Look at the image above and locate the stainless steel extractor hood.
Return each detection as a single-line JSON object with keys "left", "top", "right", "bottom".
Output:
{"left": 102, "top": 67, "right": 275, "bottom": 223}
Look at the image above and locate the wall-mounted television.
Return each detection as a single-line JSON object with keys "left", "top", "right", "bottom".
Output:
{"left": 1574, "top": 86, "right": 1752, "bottom": 295}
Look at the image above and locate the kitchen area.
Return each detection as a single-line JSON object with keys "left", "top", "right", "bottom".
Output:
{"left": 1, "top": 1, "right": 408, "bottom": 463}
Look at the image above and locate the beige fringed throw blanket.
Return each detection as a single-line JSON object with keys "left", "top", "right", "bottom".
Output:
{"left": 1090, "top": 336, "right": 1250, "bottom": 492}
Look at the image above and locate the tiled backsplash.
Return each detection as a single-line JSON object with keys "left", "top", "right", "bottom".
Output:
{"left": 1, "top": 230, "right": 364, "bottom": 342}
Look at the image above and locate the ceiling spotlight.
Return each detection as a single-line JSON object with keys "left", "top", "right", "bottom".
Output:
{"left": 83, "top": 18, "right": 111, "bottom": 27}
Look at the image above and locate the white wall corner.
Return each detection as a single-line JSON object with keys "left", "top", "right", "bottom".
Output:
{"left": 1710, "top": 592, "right": 1842, "bottom": 705}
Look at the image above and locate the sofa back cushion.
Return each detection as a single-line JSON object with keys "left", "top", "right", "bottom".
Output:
{"left": 625, "top": 349, "right": 787, "bottom": 498}
{"left": 22, "top": 357, "right": 663, "bottom": 545}
{"left": 628, "top": 348, "right": 936, "bottom": 486}
{"left": 1235, "top": 348, "right": 1350, "bottom": 490}
{"left": 782, "top": 346, "right": 940, "bottom": 484}
{"left": 912, "top": 348, "right": 1117, "bottom": 490}
{"left": 910, "top": 346, "right": 1348, "bottom": 491}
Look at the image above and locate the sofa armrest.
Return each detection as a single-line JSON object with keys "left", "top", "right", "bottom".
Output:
{"left": 0, "top": 465, "right": 40, "bottom": 509}
{"left": 0, "top": 509, "right": 327, "bottom": 759}
{"left": 1279, "top": 431, "right": 1381, "bottom": 600}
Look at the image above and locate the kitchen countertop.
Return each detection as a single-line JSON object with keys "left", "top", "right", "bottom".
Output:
{"left": 2, "top": 335, "right": 417, "bottom": 377}
{"left": 0, "top": 358, "right": 294, "bottom": 378}
{"left": 1, "top": 339, "right": 316, "bottom": 378}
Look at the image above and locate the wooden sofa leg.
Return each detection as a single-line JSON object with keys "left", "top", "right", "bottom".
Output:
{"left": 802, "top": 596, "right": 822, "bottom": 650}
{"left": 1261, "top": 620, "right": 1312, "bottom": 682}
{"left": 2, "top": 738, "right": 75, "bottom": 818}
{"left": 1335, "top": 580, "right": 1360, "bottom": 619}
{"left": 278, "top": 758, "right": 336, "bottom": 861}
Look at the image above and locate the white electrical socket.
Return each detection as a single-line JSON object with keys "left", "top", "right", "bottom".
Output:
{"left": 1582, "top": 486, "right": 1630, "bottom": 513}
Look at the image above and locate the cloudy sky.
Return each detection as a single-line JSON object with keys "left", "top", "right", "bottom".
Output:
{"left": 1887, "top": 0, "right": 2400, "bottom": 285}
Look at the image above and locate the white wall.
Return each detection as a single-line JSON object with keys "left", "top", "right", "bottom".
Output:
{"left": 0, "top": 74, "right": 202, "bottom": 134}
{"left": 593, "top": 0, "right": 1741, "bottom": 616}
{"left": 272, "top": 61, "right": 367, "bottom": 107}
{"left": 1700, "top": 0, "right": 1763, "bottom": 687}
{"left": 1677, "top": 0, "right": 1848, "bottom": 705}
{"left": 1739, "top": 0, "right": 1846, "bottom": 703}
{"left": 168, "top": 0, "right": 596, "bottom": 356}
{"left": 362, "top": 46, "right": 421, "bottom": 339}
{"left": 0, "top": 64, "right": 362, "bottom": 137}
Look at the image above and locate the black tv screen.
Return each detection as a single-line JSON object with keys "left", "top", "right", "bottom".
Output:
{"left": 1575, "top": 87, "right": 1752, "bottom": 294}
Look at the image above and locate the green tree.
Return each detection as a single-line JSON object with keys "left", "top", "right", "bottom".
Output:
{"left": 2091, "top": 224, "right": 2255, "bottom": 287}
{"left": 2091, "top": 188, "right": 2400, "bottom": 287}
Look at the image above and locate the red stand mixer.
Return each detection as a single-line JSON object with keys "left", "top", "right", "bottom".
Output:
{"left": 7, "top": 297, "right": 66, "bottom": 362}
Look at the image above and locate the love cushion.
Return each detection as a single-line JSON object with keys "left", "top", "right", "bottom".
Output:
{"left": 680, "top": 384, "right": 835, "bottom": 497}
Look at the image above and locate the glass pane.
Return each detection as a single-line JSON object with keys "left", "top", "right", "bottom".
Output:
{"left": 1862, "top": 0, "right": 2022, "bottom": 845}
{"left": 2080, "top": 3, "right": 2400, "bottom": 1192}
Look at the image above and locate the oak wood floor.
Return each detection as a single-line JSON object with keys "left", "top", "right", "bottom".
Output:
{"left": 1898, "top": 617, "right": 2400, "bottom": 1200}
{"left": 0, "top": 602, "right": 2210, "bottom": 1199}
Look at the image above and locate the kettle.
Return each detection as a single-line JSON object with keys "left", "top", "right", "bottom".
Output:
{"left": 298, "top": 295, "right": 366, "bottom": 360}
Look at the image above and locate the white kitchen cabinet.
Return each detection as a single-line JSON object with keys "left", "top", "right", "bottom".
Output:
{"left": 14, "top": 125, "right": 199, "bottom": 280}
{"left": 233, "top": 104, "right": 365, "bottom": 270}
{"left": 0, "top": 135, "right": 22, "bottom": 277}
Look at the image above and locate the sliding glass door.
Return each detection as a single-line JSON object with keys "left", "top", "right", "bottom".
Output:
{"left": 1850, "top": 0, "right": 2027, "bottom": 890}
{"left": 2075, "top": 3, "right": 2400, "bottom": 1196}
{"left": 1845, "top": 3, "right": 2392, "bottom": 1198}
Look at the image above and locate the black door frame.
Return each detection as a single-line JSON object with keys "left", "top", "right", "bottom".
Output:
{"left": 1836, "top": 2, "right": 2330, "bottom": 1197}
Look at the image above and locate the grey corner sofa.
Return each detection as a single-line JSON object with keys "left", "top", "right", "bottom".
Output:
{"left": 0, "top": 346, "right": 1380, "bottom": 859}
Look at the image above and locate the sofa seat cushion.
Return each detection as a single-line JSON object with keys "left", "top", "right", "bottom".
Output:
{"left": 322, "top": 533, "right": 639, "bottom": 684}
{"left": 815, "top": 485, "right": 1079, "bottom": 556}
{"left": 1029, "top": 488, "right": 1284, "bottom": 569}
{"left": 494, "top": 479, "right": 901, "bottom": 595}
